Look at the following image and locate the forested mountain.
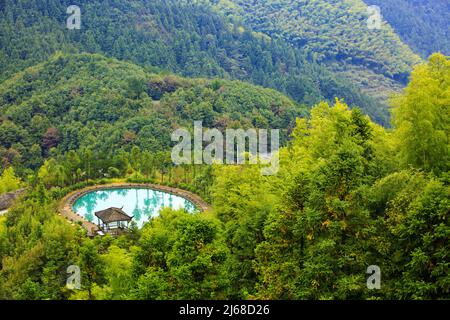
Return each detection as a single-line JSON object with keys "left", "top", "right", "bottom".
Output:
{"left": 0, "top": 52, "right": 305, "bottom": 174}
{"left": 0, "top": 0, "right": 448, "bottom": 304}
{"left": 0, "top": 0, "right": 387, "bottom": 123}
{"left": 0, "top": 54, "right": 448, "bottom": 300}
{"left": 363, "top": 0, "right": 450, "bottom": 58}
{"left": 208, "top": 0, "right": 422, "bottom": 102}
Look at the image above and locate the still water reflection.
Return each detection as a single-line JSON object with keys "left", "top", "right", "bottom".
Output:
{"left": 72, "top": 188, "right": 197, "bottom": 228}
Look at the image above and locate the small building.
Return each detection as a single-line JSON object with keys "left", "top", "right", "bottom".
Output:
{"left": 95, "top": 207, "right": 133, "bottom": 236}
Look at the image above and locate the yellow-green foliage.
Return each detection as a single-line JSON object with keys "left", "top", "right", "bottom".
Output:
{"left": 0, "top": 56, "right": 448, "bottom": 300}
{"left": 392, "top": 53, "right": 450, "bottom": 174}
{"left": 0, "top": 167, "right": 22, "bottom": 195}
{"left": 0, "top": 216, "right": 6, "bottom": 235}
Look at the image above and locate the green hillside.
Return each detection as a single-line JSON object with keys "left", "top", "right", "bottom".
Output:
{"left": 364, "top": 0, "right": 450, "bottom": 57}
{"left": 0, "top": 54, "right": 448, "bottom": 300}
{"left": 0, "top": 0, "right": 387, "bottom": 123}
{"left": 208, "top": 0, "right": 422, "bottom": 102}
{"left": 0, "top": 52, "right": 306, "bottom": 173}
{"left": 0, "top": 0, "right": 448, "bottom": 304}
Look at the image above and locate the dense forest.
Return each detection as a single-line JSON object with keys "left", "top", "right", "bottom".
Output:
{"left": 0, "top": 52, "right": 305, "bottom": 178}
{"left": 364, "top": 0, "right": 450, "bottom": 58}
{"left": 0, "top": 0, "right": 387, "bottom": 123}
{"left": 207, "top": 0, "right": 422, "bottom": 103}
{"left": 0, "top": 53, "right": 448, "bottom": 300}
{"left": 0, "top": 0, "right": 448, "bottom": 302}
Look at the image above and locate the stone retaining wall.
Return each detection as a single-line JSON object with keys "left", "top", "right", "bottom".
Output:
{"left": 58, "top": 183, "right": 211, "bottom": 237}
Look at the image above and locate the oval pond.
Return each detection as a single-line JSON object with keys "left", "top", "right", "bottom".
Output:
{"left": 72, "top": 188, "right": 197, "bottom": 228}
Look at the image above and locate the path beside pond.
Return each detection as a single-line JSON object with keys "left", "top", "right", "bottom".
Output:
{"left": 59, "top": 182, "right": 211, "bottom": 237}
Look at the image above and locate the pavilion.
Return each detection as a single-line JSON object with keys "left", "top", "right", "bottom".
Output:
{"left": 95, "top": 207, "right": 133, "bottom": 236}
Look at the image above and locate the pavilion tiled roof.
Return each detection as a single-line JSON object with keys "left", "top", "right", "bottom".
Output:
{"left": 95, "top": 207, "right": 133, "bottom": 224}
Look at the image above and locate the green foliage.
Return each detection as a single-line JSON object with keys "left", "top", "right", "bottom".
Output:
{"left": 0, "top": 53, "right": 305, "bottom": 178}
{"left": 392, "top": 54, "right": 450, "bottom": 175}
{"left": 76, "top": 239, "right": 106, "bottom": 300}
{"left": 0, "top": 167, "right": 22, "bottom": 194}
{"left": 250, "top": 100, "right": 384, "bottom": 299}
{"left": 0, "top": 186, "right": 81, "bottom": 300}
{"left": 100, "top": 245, "right": 134, "bottom": 300}
{"left": 0, "top": 2, "right": 447, "bottom": 301}
{"left": 208, "top": 64, "right": 448, "bottom": 299}
{"left": 0, "top": 77, "right": 448, "bottom": 299}
{"left": 0, "top": 0, "right": 383, "bottom": 121}
{"left": 368, "top": 170, "right": 449, "bottom": 299}
{"left": 364, "top": 0, "right": 450, "bottom": 58}
{"left": 209, "top": 0, "right": 422, "bottom": 105}
{"left": 211, "top": 165, "right": 277, "bottom": 298}
{"left": 132, "top": 209, "right": 231, "bottom": 299}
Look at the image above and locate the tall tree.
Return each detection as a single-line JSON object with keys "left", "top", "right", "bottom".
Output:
{"left": 392, "top": 53, "right": 450, "bottom": 175}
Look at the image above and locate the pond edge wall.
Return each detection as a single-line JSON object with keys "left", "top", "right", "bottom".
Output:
{"left": 58, "top": 182, "right": 211, "bottom": 236}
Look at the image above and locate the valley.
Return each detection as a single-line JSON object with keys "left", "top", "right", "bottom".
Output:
{"left": 0, "top": 0, "right": 448, "bottom": 302}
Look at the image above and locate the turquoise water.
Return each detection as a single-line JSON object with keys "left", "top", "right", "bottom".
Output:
{"left": 72, "top": 188, "right": 197, "bottom": 228}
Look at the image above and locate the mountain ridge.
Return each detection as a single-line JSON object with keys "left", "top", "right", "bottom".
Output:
{"left": 0, "top": 52, "right": 306, "bottom": 171}
{"left": 207, "top": 0, "right": 423, "bottom": 103}
{"left": 0, "top": 0, "right": 396, "bottom": 124}
{"left": 363, "top": 0, "right": 450, "bottom": 58}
